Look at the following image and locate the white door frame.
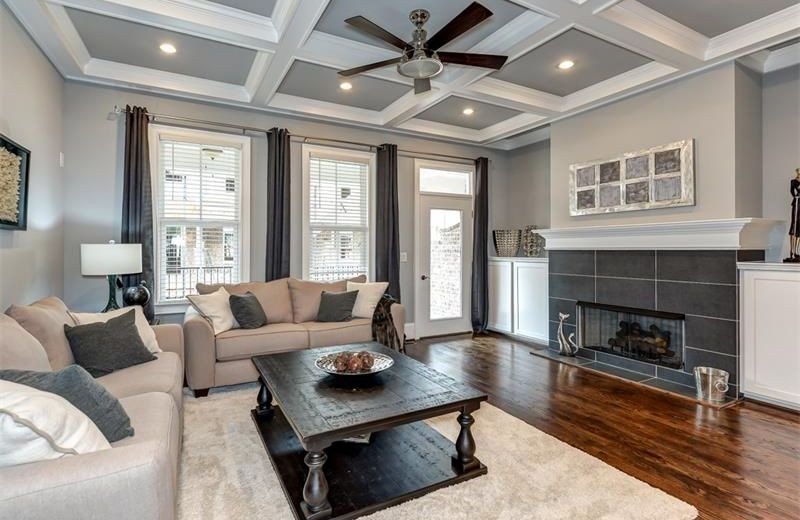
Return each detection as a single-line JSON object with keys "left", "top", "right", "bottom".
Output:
{"left": 413, "top": 159, "right": 475, "bottom": 339}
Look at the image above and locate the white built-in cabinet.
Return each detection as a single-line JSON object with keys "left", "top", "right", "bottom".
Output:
{"left": 739, "top": 263, "right": 800, "bottom": 410}
{"left": 488, "top": 257, "right": 549, "bottom": 344}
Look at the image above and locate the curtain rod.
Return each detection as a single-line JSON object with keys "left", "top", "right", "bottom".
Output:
{"left": 114, "top": 105, "right": 480, "bottom": 164}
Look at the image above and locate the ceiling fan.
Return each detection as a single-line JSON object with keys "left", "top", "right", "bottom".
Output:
{"left": 338, "top": 2, "right": 509, "bottom": 94}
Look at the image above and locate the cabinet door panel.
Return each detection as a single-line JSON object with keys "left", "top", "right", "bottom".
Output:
{"left": 488, "top": 261, "right": 512, "bottom": 333}
{"left": 514, "top": 262, "right": 549, "bottom": 343}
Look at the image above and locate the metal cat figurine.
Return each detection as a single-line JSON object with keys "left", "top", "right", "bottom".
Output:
{"left": 557, "top": 312, "right": 580, "bottom": 356}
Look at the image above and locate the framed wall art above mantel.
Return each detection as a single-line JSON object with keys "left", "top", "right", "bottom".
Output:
{"left": 569, "top": 139, "right": 695, "bottom": 216}
{"left": 0, "top": 133, "right": 31, "bottom": 231}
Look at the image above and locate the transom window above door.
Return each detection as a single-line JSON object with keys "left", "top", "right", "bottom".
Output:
{"left": 419, "top": 165, "right": 472, "bottom": 196}
{"left": 301, "top": 144, "right": 375, "bottom": 282}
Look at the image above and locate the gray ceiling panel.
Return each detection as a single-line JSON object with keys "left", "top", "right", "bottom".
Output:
{"left": 314, "top": 0, "right": 526, "bottom": 52}
{"left": 207, "top": 0, "right": 277, "bottom": 18}
{"left": 491, "top": 29, "right": 651, "bottom": 96}
{"left": 66, "top": 8, "right": 257, "bottom": 85}
{"left": 637, "top": 0, "right": 798, "bottom": 37}
{"left": 416, "top": 96, "right": 521, "bottom": 130}
{"left": 277, "top": 61, "right": 410, "bottom": 110}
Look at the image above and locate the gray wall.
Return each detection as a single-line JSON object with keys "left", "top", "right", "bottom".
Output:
{"left": 549, "top": 64, "right": 740, "bottom": 228}
{"left": 762, "top": 65, "right": 800, "bottom": 261}
{"left": 734, "top": 63, "right": 763, "bottom": 218}
{"left": 496, "top": 139, "right": 550, "bottom": 231}
{"left": 61, "top": 82, "right": 510, "bottom": 320}
{"left": 0, "top": 3, "right": 65, "bottom": 310}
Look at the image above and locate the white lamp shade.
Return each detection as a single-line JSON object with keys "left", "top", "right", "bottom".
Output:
{"left": 81, "top": 243, "right": 143, "bottom": 276}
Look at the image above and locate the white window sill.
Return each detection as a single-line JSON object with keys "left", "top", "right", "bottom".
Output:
{"left": 155, "top": 301, "right": 190, "bottom": 316}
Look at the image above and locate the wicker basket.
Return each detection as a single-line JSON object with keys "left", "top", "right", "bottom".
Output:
{"left": 493, "top": 229, "right": 521, "bottom": 257}
{"left": 522, "top": 225, "right": 546, "bottom": 257}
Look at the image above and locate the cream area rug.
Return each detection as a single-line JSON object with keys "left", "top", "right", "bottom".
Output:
{"left": 178, "top": 386, "right": 697, "bottom": 520}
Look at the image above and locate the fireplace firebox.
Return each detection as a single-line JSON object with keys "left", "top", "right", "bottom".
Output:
{"left": 576, "top": 301, "right": 685, "bottom": 369}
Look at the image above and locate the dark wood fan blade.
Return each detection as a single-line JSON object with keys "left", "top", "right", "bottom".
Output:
{"left": 438, "top": 52, "right": 508, "bottom": 69}
{"left": 414, "top": 78, "right": 431, "bottom": 94}
{"left": 338, "top": 57, "right": 402, "bottom": 77}
{"left": 345, "top": 16, "right": 409, "bottom": 51}
{"left": 427, "top": 2, "right": 493, "bottom": 51}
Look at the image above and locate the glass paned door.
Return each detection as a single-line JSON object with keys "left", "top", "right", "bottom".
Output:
{"left": 429, "top": 209, "right": 463, "bottom": 320}
{"left": 417, "top": 195, "right": 473, "bottom": 337}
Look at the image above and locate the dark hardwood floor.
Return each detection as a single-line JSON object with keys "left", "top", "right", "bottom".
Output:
{"left": 405, "top": 333, "right": 800, "bottom": 520}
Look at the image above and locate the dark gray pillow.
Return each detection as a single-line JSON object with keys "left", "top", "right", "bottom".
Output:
{"left": 64, "top": 310, "right": 155, "bottom": 378}
{"left": 0, "top": 365, "right": 134, "bottom": 442}
{"left": 229, "top": 292, "right": 267, "bottom": 329}
{"left": 316, "top": 290, "right": 359, "bottom": 322}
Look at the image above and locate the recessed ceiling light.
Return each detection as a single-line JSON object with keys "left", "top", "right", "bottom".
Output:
{"left": 339, "top": 81, "right": 353, "bottom": 91}
{"left": 160, "top": 43, "right": 177, "bottom": 54}
{"left": 462, "top": 107, "right": 474, "bottom": 115}
{"left": 558, "top": 59, "right": 575, "bottom": 70}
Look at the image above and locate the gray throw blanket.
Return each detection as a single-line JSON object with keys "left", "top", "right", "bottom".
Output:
{"left": 371, "top": 294, "right": 404, "bottom": 353}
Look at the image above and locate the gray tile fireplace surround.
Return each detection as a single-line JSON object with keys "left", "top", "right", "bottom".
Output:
{"left": 548, "top": 249, "right": 764, "bottom": 398}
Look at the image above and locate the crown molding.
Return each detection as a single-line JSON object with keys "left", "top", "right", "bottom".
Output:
{"left": 538, "top": 219, "right": 785, "bottom": 250}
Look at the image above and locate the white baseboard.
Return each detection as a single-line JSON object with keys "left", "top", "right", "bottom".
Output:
{"left": 404, "top": 322, "right": 416, "bottom": 341}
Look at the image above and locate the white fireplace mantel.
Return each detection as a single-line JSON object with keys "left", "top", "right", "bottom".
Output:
{"left": 537, "top": 218, "right": 784, "bottom": 251}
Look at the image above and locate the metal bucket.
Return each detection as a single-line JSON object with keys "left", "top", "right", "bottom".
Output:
{"left": 694, "top": 366, "right": 730, "bottom": 402}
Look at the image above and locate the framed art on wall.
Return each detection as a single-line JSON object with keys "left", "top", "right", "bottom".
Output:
{"left": 0, "top": 133, "right": 31, "bottom": 230}
{"left": 569, "top": 139, "right": 695, "bottom": 216}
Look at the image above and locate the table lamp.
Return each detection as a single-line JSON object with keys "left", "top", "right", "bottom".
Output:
{"left": 81, "top": 241, "right": 142, "bottom": 312}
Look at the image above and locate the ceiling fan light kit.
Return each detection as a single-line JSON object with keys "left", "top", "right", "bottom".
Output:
{"left": 339, "top": 2, "right": 508, "bottom": 94}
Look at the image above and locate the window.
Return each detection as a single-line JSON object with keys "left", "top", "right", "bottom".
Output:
{"left": 302, "top": 145, "right": 375, "bottom": 282}
{"left": 419, "top": 165, "right": 472, "bottom": 195}
{"left": 151, "top": 126, "right": 250, "bottom": 306}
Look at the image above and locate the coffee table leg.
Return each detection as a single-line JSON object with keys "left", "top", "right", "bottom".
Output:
{"left": 453, "top": 409, "right": 479, "bottom": 473}
{"left": 256, "top": 377, "right": 274, "bottom": 420}
{"left": 300, "top": 450, "right": 332, "bottom": 520}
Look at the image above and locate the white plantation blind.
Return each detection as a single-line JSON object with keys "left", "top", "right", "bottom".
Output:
{"left": 155, "top": 133, "right": 246, "bottom": 303}
{"left": 306, "top": 153, "right": 371, "bottom": 281}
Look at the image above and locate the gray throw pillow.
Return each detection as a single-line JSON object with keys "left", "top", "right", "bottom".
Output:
{"left": 316, "top": 290, "right": 359, "bottom": 322}
{"left": 0, "top": 365, "right": 134, "bottom": 442}
{"left": 229, "top": 292, "right": 267, "bottom": 329}
{"left": 64, "top": 310, "right": 156, "bottom": 378}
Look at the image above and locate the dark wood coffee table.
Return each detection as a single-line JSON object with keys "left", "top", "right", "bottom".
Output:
{"left": 251, "top": 342, "right": 488, "bottom": 520}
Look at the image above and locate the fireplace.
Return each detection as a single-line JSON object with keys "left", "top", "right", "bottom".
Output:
{"left": 576, "top": 301, "right": 685, "bottom": 369}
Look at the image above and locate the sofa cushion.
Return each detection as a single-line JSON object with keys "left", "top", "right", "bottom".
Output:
{"left": 69, "top": 307, "right": 161, "bottom": 353}
{"left": 288, "top": 275, "right": 367, "bottom": 323}
{"left": 187, "top": 287, "right": 238, "bottom": 335}
{"left": 6, "top": 297, "right": 75, "bottom": 370}
{"left": 0, "top": 365, "right": 134, "bottom": 442}
{"left": 96, "top": 352, "right": 183, "bottom": 408}
{"left": 229, "top": 292, "right": 267, "bottom": 329}
{"left": 215, "top": 323, "right": 309, "bottom": 361}
{"left": 64, "top": 311, "right": 156, "bottom": 378}
{"left": 304, "top": 319, "right": 372, "bottom": 348}
{"left": 316, "top": 290, "right": 359, "bottom": 322}
{"left": 113, "top": 392, "right": 180, "bottom": 488}
{"left": 0, "top": 314, "right": 51, "bottom": 371}
{"left": 197, "top": 278, "right": 293, "bottom": 324}
{"left": 0, "top": 380, "right": 110, "bottom": 468}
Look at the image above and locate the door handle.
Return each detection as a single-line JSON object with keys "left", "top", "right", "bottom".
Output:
{"left": 421, "top": 275, "right": 428, "bottom": 280}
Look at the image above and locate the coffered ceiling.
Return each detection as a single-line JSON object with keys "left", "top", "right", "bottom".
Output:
{"left": 7, "top": 0, "right": 800, "bottom": 149}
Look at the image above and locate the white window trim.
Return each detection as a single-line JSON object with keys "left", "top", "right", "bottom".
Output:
{"left": 301, "top": 144, "right": 376, "bottom": 281}
{"left": 413, "top": 158, "right": 476, "bottom": 338}
{"left": 149, "top": 124, "right": 251, "bottom": 314}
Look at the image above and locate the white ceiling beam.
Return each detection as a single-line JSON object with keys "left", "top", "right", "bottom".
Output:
{"left": 269, "top": 93, "right": 383, "bottom": 125}
{"left": 46, "top": 0, "right": 280, "bottom": 51}
{"left": 4, "top": 0, "right": 86, "bottom": 76}
{"left": 460, "top": 78, "right": 563, "bottom": 115}
{"left": 252, "top": 0, "right": 331, "bottom": 106}
{"left": 763, "top": 43, "right": 800, "bottom": 74}
{"left": 706, "top": 4, "right": 800, "bottom": 60}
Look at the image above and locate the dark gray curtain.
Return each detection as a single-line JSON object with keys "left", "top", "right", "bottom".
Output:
{"left": 375, "top": 144, "right": 401, "bottom": 300}
{"left": 121, "top": 105, "right": 155, "bottom": 321}
{"left": 266, "top": 128, "right": 291, "bottom": 281}
{"left": 471, "top": 157, "right": 489, "bottom": 333}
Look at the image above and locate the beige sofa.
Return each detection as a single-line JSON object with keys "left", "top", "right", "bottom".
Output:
{"left": 0, "top": 298, "right": 185, "bottom": 520}
{"left": 184, "top": 277, "right": 405, "bottom": 396}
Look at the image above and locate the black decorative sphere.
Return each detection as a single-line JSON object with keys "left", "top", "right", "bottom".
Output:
{"left": 123, "top": 281, "right": 151, "bottom": 307}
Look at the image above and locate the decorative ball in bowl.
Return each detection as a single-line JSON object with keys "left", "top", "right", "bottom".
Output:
{"left": 315, "top": 351, "right": 394, "bottom": 376}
